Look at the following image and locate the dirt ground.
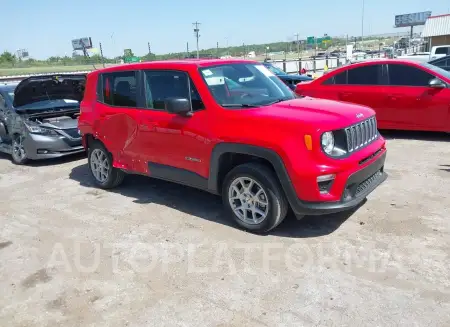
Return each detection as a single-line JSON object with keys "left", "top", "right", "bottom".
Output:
{"left": 0, "top": 131, "right": 449, "bottom": 327}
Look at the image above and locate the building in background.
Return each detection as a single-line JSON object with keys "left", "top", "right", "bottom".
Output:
{"left": 422, "top": 14, "right": 450, "bottom": 48}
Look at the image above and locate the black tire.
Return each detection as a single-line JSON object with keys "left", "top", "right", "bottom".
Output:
{"left": 88, "top": 141, "right": 125, "bottom": 189}
{"left": 11, "top": 134, "right": 29, "bottom": 165}
{"left": 222, "top": 162, "right": 289, "bottom": 233}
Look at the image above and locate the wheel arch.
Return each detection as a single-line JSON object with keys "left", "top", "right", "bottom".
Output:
{"left": 208, "top": 143, "right": 295, "bottom": 198}
{"left": 0, "top": 119, "right": 7, "bottom": 138}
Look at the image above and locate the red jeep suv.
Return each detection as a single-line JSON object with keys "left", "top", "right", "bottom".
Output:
{"left": 78, "top": 59, "right": 387, "bottom": 232}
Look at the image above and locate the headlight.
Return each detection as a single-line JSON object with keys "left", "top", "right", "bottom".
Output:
{"left": 321, "top": 131, "right": 335, "bottom": 154}
{"left": 24, "top": 123, "right": 58, "bottom": 136}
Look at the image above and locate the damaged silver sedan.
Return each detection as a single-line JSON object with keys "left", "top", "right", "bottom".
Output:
{"left": 0, "top": 74, "right": 86, "bottom": 164}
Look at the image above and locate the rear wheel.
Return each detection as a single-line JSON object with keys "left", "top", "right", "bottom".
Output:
{"left": 222, "top": 163, "right": 288, "bottom": 233}
{"left": 11, "top": 134, "right": 28, "bottom": 165}
{"left": 88, "top": 141, "right": 125, "bottom": 189}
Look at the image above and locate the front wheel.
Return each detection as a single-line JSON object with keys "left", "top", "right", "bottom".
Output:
{"left": 88, "top": 141, "right": 125, "bottom": 189}
{"left": 222, "top": 163, "right": 288, "bottom": 233}
{"left": 11, "top": 134, "right": 28, "bottom": 165}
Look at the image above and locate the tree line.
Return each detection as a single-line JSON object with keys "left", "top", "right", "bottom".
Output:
{"left": 0, "top": 36, "right": 370, "bottom": 68}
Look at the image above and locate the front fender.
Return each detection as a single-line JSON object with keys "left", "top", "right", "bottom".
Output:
{"left": 208, "top": 142, "right": 295, "bottom": 196}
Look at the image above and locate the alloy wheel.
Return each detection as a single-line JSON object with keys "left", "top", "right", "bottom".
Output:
{"left": 90, "top": 148, "right": 110, "bottom": 183}
{"left": 228, "top": 177, "right": 269, "bottom": 224}
{"left": 12, "top": 136, "right": 26, "bottom": 161}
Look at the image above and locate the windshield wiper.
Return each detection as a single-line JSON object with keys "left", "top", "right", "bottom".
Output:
{"left": 221, "top": 104, "right": 260, "bottom": 108}
{"left": 262, "top": 98, "right": 290, "bottom": 106}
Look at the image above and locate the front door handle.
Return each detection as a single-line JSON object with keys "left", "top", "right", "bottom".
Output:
{"left": 387, "top": 94, "right": 401, "bottom": 101}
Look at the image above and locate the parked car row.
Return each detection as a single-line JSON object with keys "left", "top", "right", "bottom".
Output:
{"left": 294, "top": 59, "right": 450, "bottom": 132}
{"left": 262, "top": 61, "right": 313, "bottom": 89}
{"left": 1, "top": 59, "right": 390, "bottom": 234}
{"left": 0, "top": 75, "right": 86, "bottom": 164}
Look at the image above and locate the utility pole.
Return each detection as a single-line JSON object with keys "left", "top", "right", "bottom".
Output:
{"left": 147, "top": 42, "right": 152, "bottom": 61}
{"left": 243, "top": 43, "right": 246, "bottom": 58}
{"left": 99, "top": 42, "right": 105, "bottom": 68}
{"left": 186, "top": 42, "right": 189, "bottom": 57}
{"left": 361, "top": 0, "right": 365, "bottom": 48}
{"left": 294, "top": 33, "right": 300, "bottom": 58}
{"left": 216, "top": 42, "right": 219, "bottom": 58}
{"left": 193, "top": 21, "right": 200, "bottom": 59}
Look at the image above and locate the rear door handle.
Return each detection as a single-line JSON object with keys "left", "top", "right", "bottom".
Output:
{"left": 99, "top": 112, "right": 115, "bottom": 118}
{"left": 339, "top": 92, "right": 352, "bottom": 98}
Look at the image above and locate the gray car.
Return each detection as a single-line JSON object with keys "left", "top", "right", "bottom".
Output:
{"left": 0, "top": 74, "right": 86, "bottom": 164}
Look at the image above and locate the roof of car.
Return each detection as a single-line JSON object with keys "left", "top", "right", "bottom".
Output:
{"left": 89, "top": 59, "right": 260, "bottom": 75}
{"left": 328, "top": 58, "right": 426, "bottom": 72}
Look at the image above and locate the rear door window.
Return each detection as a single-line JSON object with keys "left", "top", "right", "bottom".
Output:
{"left": 431, "top": 58, "right": 450, "bottom": 69}
{"left": 347, "top": 65, "right": 382, "bottom": 85}
{"left": 435, "top": 47, "right": 450, "bottom": 55}
{"left": 388, "top": 64, "right": 434, "bottom": 87}
{"left": 100, "top": 71, "right": 138, "bottom": 107}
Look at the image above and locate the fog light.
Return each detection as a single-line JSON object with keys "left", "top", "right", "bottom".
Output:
{"left": 37, "top": 149, "right": 50, "bottom": 154}
{"left": 317, "top": 174, "right": 335, "bottom": 194}
{"left": 317, "top": 174, "right": 335, "bottom": 182}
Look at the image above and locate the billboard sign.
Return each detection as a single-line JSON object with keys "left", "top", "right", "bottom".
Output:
{"left": 17, "top": 49, "right": 29, "bottom": 59}
{"left": 306, "top": 36, "right": 331, "bottom": 45}
{"left": 394, "top": 11, "right": 431, "bottom": 27}
{"left": 72, "top": 37, "right": 93, "bottom": 50}
{"left": 124, "top": 56, "right": 140, "bottom": 63}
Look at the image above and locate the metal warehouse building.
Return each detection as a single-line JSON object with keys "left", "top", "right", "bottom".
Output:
{"left": 422, "top": 14, "right": 450, "bottom": 48}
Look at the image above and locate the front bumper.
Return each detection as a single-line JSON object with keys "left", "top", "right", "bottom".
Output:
{"left": 288, "top": 149, "right": 387, "bottom": 216}
{"left": 23, "top": 132, "right": 84, "bottom": 160}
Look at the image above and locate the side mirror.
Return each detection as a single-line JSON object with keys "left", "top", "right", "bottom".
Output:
{"left": 165, "top": 97, "right": 192, "bottom": 115}
{"left": 428, "top": 77, "right": 446, "bottom": 89}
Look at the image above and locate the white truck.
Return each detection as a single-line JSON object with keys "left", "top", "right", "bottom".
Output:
{"left": 397, "top": 45, "right": 450, "bottom": 62}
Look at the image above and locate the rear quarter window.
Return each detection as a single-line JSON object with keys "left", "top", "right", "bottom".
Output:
{"left": 322, "top": 71, "right": 347, "bottom": 85}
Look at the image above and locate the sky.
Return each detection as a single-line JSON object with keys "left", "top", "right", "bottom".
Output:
{"left": 3, "top": 0, "right": 449, "bottom": 59}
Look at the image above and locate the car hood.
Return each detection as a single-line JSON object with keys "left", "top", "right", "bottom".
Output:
{"left": 253, "top": 97, "right": 375, "bottom": 129}
{"left": 278, "top": 74, "right": 312, "bottom": 81}
{"left": 13, "top": 74, "right": 86, "bottom": 108}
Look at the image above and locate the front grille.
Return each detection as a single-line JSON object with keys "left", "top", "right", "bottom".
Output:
{"left": 355, "top": 170, "right": 382, "bottom": 197}
{"left": 345, "top": 116, "right": 378, "bottom": 153}
{"left": 60, "top": 128, "right": 81, "bottom": 139}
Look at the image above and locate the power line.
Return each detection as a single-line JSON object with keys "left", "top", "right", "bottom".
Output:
{"left": 193, "top": 21, "right": 201, "bottom": 59}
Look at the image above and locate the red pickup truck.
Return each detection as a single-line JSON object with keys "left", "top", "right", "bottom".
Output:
{"left": 78, "top": 59, "right": 387, "bottom": 233}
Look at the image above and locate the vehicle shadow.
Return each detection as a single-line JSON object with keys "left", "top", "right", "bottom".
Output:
{"left": 0, "top": 151, "right": 86, "bottom": 167}
{"left": 69, "top": 163, "right": 358, "bottom": 238}
{"left": 439, "top": 164, "right": 450, "bottom": 173}
{"left": 380, "top": 130, "right": 449, "bottom": 142}
{"left": 271, "top": 202, "right": 363, "bottom": 239}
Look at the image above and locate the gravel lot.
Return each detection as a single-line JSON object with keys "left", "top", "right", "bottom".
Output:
{"left": 0, "top": 131, "right": 449, "bottom": 327}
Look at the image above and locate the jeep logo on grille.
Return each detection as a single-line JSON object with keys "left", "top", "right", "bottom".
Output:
{"left": 356, "top": 113, "right": 364, "bottom": 119}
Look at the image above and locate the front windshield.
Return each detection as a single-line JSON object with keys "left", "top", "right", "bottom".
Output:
{"left": 199, "top": 63, "right": 294, "bottom": 108}
{"left": 422, "top": 62, "right": 450, "bottom": 80}
{"left": 264, "top": 64, "right": 286, "bottom": 75}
